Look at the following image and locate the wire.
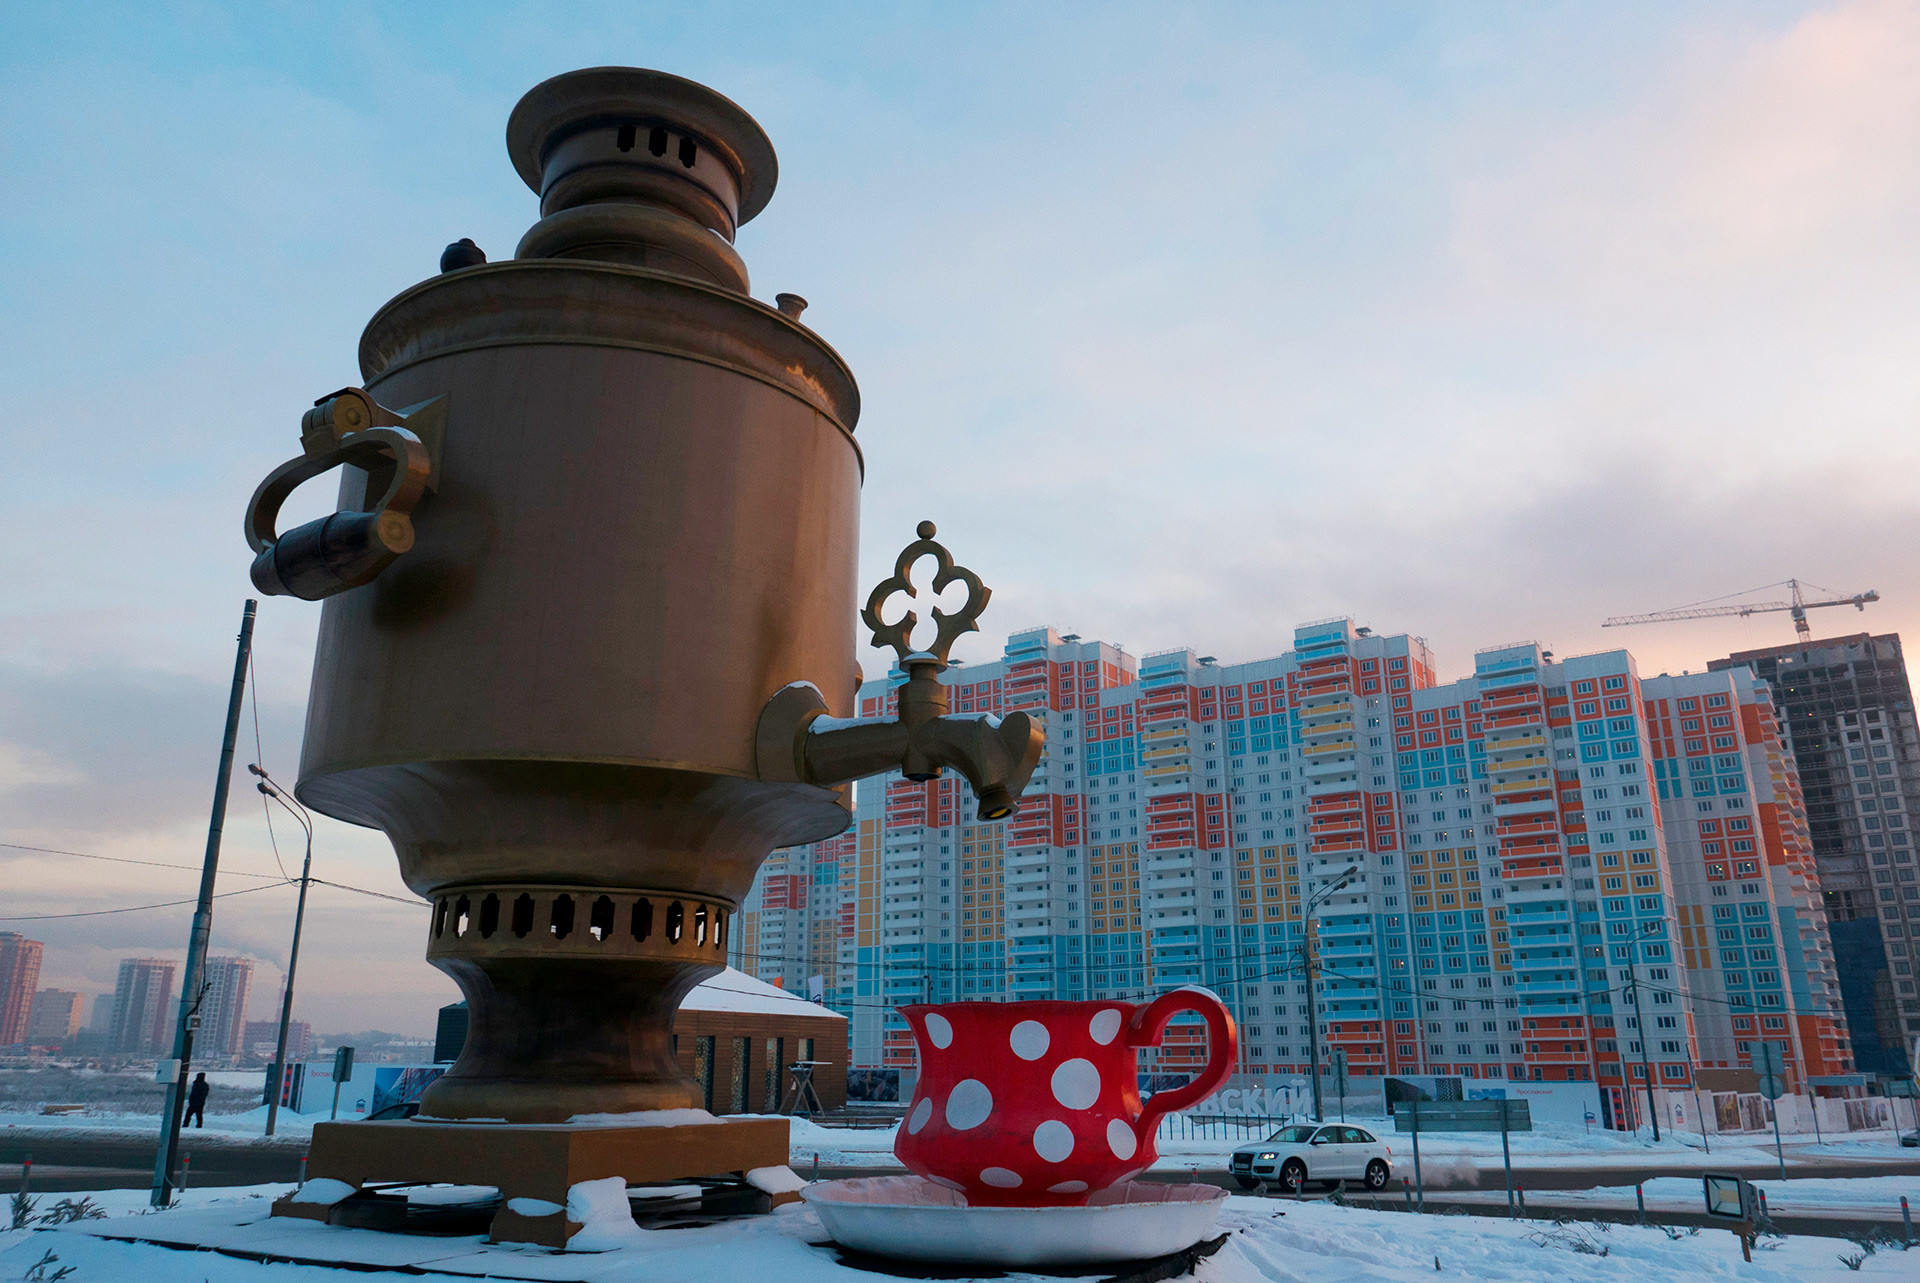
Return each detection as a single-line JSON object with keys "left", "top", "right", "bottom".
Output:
{"left": 1640, "top": 580, "right": 1791, "bottom": 614}
{"left": 0, "top": 841, "right": 285, "bottom": 880}
{"left": 308, "top": 878, "right": 420, "bottom": 906}
{"left": 4, "top": 837, "right": 417, "bottom": 912}
{"left": 247, "top": 650, "right": 293, "bottom": 884}
{"left": 0, "top": 882, "right": 288, "bottom": 921}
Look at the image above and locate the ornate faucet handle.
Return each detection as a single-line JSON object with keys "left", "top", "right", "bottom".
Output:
{"left": 862, "top": 521, "right": 991, "bottom": 668}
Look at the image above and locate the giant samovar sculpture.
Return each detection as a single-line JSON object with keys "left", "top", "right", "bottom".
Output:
{"left": 248, "top": 67, "right": 1041, "bottom": 1245}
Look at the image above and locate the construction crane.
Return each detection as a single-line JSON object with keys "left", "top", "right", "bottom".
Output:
{"left": 1603, "top": 579, "right": 1879, "bottom": 643}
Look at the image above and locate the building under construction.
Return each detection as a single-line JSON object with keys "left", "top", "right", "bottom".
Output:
{"left": 1713, "top": 633, "right": 1919, "bottom": 1076}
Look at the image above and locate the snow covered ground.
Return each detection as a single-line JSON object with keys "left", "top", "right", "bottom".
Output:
{"left": 782, "top": 1117, "right": 1918, "bottom": 1179}
{"left": 7, "top": 1108, "right": 1914, "bottom": 1182}
{"left": 0, "top": 1104, "right": 318, "bottom": 1140}
{"left": 3, "top": 1181, "right": 1916, "bottom": 1283}
{"left": 1438, "top": 1174, "right": 1919, "bottom": 1218}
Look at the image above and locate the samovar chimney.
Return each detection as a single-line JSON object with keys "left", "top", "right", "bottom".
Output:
{"left": 507, "top": 66, "right": 775, "bottom": 290}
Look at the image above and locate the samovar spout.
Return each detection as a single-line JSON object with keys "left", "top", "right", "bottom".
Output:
{"left": 756, "top": 522, "right": 1046, "bottom": 819}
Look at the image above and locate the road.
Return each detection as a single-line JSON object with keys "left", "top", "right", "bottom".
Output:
{"left": 0, "top": 1128, "right": 308, "bottom": 1192}
{"left": 6, "top": 1125, "right": 1916, "bottom": 1240}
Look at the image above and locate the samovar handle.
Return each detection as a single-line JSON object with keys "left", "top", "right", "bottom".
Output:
{"left": 243, "top": 389, "right": 434, "bottom": 601}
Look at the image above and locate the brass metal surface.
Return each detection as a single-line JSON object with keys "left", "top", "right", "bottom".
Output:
{"left": 757, "top": 522, "right": 1044, "bottom": 821}
{"left": 245, "top": 393, "right": 441, "bottom": 601}
{"left": 250, "top": 66, "right": 1037, "bottom": 1139}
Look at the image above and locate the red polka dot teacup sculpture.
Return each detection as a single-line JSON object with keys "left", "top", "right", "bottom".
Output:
{"left": 893, "top": 990, "right": 1237, "bottom": 1206}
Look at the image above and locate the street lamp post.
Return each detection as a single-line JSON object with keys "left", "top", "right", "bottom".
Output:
{"left": 253, "top": 767, "right": 313, "bottom": 1139}
{"left": 1624, "top": 920, "right": 1661, "bottom": 1142}
{"left": 1303, "top": 863, "right": 1358, "bottom": 1123}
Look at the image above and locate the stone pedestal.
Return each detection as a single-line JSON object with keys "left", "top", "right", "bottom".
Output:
{"left": 270, "top": 1116, "right": 792, "bottom": 1248}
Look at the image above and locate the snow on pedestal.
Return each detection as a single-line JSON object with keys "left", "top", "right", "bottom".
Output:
{"left": 563, "top": 1176, "right": 647, "bottom": 1251}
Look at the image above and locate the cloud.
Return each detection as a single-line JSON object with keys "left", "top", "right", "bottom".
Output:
{"left": 7, "top": 1, "right": 1920, "bottom": 1032}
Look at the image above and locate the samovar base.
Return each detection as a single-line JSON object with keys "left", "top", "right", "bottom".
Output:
{"left": 420, "top": 883, "right": 738, "bottom": 1122}
{"left": 271, "top": 1116, "right": 794, "bottom": 1247}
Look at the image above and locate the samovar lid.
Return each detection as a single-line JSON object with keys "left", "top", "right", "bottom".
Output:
{"left": 507, "top": 66, "right": 778, "bottom": 226}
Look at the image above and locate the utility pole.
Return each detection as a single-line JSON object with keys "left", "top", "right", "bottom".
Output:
{"left": 1624, "top": 944, "right": 1660, "bottom": 1142}
{"left": 254, "top": 767, "right": 312, "bottom": 1138}
{"left": 1305, "top": 937, "right": 1322, "bottom": 1123}
{"left": 152, "top": 599, "right": 256, "bottom": 1207}
{"left": 1302, "top": 863, "right": 1357, "bottom": 1123}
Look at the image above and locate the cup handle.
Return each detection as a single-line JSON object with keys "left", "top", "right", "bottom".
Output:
{"left": 1129, "top": 987, "right": 1239, "bottom": 1136}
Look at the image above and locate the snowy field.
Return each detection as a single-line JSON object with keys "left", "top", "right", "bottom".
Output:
{"left": 6, "top": 1108, "right": 1914, "bottom": 1180}
{"left": 3, "top": 1181, "right": 1917, "bottom": 1283}
{"left": 782, "top": 1117, "right": 1920, "bottom": 1180}
{"left": 1437, "top": 1174, "right": 1919, "bottom": 1218}
{"left": 0, "top": 1104, "right": 316, "bottom": 1141}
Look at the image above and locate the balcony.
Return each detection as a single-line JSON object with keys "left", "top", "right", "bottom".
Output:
{"left": 1484, "top": 729, "right": 1548, "bottom": 753}
{"left": 1498, "top": 812, "right": 1560, "bottom": 835}
{"left": 1295, "top": 677, "right": 1353, "bottom": 702}
{"left": 1486, "top": 753, "right": 1551, "bottom": 775}
{"left": 1307, "top": 794, "right": 1364, "bottom": 817}
{"left": 1492, "top": 794, "right": 1556, "bottom": 819}
{"left": 1503, "top": 881, "right": 1570, "bottom": 906}
{"left": 1309, "top": 809, "right": 1366, "bottom": 833}
{"left": 1501, "top": 853, "right": 1563, "bottom": 877}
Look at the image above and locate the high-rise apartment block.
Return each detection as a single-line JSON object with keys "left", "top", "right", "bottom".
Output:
{"left": 735, "top": 619, "right": 1854, "bottom": 1119}
{"left": 1712, "top": 634, "right": 1920, "bottom": 1074}
{"left": 244, "top": 1017, "right": 312, "bottom": 1063}
{"left": 198, "top": 956, "right": 254, "bottom": 1062}
{"left": 26, "top": 989, "right": 84, "bottom": 1042}
{"left": 109, "top": 957, "right": 177, "bottom": 1055}
{"left": 0, "top": 933, "right": 44, "bottom": 1048}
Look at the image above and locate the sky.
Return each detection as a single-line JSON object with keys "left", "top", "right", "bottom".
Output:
{"left": 4, "top": 0, "right": 1919, "bottom": 1036}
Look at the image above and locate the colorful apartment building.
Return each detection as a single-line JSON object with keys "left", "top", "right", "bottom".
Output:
{"left": 1640, "top": 667, "right": 1849, "bottom": 1089}
{"left": 732, "top": 619, "right": 1853, "bottom": 1118}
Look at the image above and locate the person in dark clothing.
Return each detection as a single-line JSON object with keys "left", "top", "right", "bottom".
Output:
{"left": 185, "top": 1072, "right": 210, "bottom": 1128}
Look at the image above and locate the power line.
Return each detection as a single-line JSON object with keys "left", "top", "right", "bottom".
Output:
{"left": 0, "top": 882, "right": 288, "bottom": 922}
{"left": 0, "top": 841, "right": 285, "bottom": 880}
{"left": 3, "top": 842, "right": 419, "bottom": 913}
{"left": 248, "top": 650, "right": 292, "bottom": 884}
{"left": 309, "top": 878, "right": 420, "bottom": 907}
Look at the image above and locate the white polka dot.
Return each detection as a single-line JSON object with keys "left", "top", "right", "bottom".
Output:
{"left": 979, "top": 1167, "right": 1023, "bottom": 1189}
{"left": 907, "top": 1097, "right": 933, "bottom": 1134}
{"left": 945, "top": 1078, "right": 993, "bottom": 1130}
{"left": 1009, "top": 1020, "right": 1051, "bottom": 1060}
{"left": 1107, "top": 1117, "right": 1139, "bottom": 1160}
{"left": 1089, "top": 1008, "right": 1124, "bottom": 1045}
{"left": 1032, "top": 1119, "right": 1075, "bottom": 1162}
{"left": 1051, "top": 1058, "right": 1102, "bottom": 1110}
{"left": 924, "top": 1012, "right": 953, "bottom": 1049}
{"left": 930, "top": 1175, "right": 966, "bottom": 1191}
{"left": 1048, "top": 1180, "right": 1089, "bottom": 1195}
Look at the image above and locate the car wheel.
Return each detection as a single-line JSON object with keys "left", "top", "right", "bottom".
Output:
{"left": 1234, "top": 1175, "right": 1260, "bottom": 1191}
{"left": 1279, "top": 1159, "right": 1307, "bottom": 1193}
{"left": 1365, "top": 1160, "right": 1389, "bottom": 1190}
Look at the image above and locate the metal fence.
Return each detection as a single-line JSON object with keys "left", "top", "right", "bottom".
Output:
{"left": 1153, "top": 1113, "right": 1292, "bottom": 1142}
